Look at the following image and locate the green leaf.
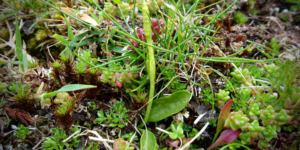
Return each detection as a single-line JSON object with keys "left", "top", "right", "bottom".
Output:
{"left": 112, "top": 0, "right": 121, "bottom": 4}
{"left": 69, "top": 31, "right": 89, "bottom": 44}
{"left": 147, "top": 90, "right": 191, "bottom": 122}
{"left": 169, "top": 132, "right": 178, "bottom": 139}
{"left": 63, "top": 14, "right": 74, "bottom": 40}
{"left": 42, "top": 137, "right": 59, "bottom": 150}
{"left": 89, "top": 11, "right": 101, "bottom": 25}
{"left": 7, "top": 60, "right": 22, "bottom": 64}
{"left": 43, "top": 84, "right": 97, "bottom": 98}
{"left": 53, "top": 34, "right": 69, "bottom": 45}
{"left": 15, "top": 18, "right": 22, "bottom": 62}
{"left": 140, "top": 129, "right": 157, "bottom": 150}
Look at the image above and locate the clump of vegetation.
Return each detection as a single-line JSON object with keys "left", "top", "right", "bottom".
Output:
{"left": 233, "top": 12, "right": 248, "bottom": 25}
{"left": 15, "top": 124, "right": 32, "bottom": 142}
{"left": 95, "top": 101, "right": 129, "bottom": 128}
{"left": 0, "top": 0, "right": 299, "bottom": 149}
{"left": 210, "top": 60, "right": 300, "bottom": 149}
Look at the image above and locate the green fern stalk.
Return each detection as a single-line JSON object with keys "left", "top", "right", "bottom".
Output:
{"left": 142, "top": 0, "right": 156, "bottom": 125}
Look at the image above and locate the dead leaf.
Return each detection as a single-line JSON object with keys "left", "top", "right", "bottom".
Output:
{"left": 4, "top": 107, "right": 42, "bottom": 126}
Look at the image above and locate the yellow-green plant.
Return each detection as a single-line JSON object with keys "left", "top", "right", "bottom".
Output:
{"left": 142, "top": 0, "right": 156, "bottom": 125}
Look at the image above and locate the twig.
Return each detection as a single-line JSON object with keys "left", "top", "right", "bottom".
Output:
{"left": 32, "top": 137, "right": 44, "bottom": 150}
{"left": 179, "top": 122, "right": 209, "bottom": 150}
{"left": 63, "top": 130, "right": 80, "bottom": 142}
{"left": 193, "top": 112, "right": 207, "bottom": 125}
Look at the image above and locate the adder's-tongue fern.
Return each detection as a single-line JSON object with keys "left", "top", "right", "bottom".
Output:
{"left": 141, "top": 0, "right": 156, "bottom": 125}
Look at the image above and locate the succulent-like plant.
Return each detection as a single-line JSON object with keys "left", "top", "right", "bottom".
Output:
{"left": 224, "top": 110, "right": 250, "bottom": 131}
{"left": 248, "top": 103, "right": 261, "bottom": 120}
{"left": 113, "top": 138, "right": 134, "bottom": 150}
{"left": 262, "top": 125, "right": 277, "bottom": 142}
{"left": 260, "top": 105, "right": 276, "bottom": 125}
{"left": 215, "top": 89, "right": 230, "bottom": 107}
{"left": 100, "top": 2, "right": 117, "bottom": 19}
{"left": 248, "top": 120, "right": 265, "bottom": 139}
{"left": 117, "top": 2, "right": 131, "bottom": 17}
{"left": 276, "top": 109, "right": 292, "bottom": 125}
{"left": 230, "top": 68, "right": 252, "bottom": 84}
{"left": 264, "top": 63, "right": 279, "bottom": 74}
{"left": 239, "top": 132, "right": 251, "bottom": 145}
{"left": 258, "top": 139, "right": 271, "bottom": 149}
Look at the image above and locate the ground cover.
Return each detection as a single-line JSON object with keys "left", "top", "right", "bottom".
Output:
{"left": 0, "top": 0, "right": 299, "bottom": 149}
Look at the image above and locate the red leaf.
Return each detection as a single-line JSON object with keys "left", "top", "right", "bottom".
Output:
{"left": 208, "top": 129, "right": 242, "bottom": 150}
{"left": 212, "top": 99, "right": 233, "bottom": 143}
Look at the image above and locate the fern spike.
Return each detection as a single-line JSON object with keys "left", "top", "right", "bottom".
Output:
{"left": 142, "top": 1, "right": 151, "bottom": 38}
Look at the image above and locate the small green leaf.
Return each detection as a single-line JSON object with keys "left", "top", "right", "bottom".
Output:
{"left": 140, "top": 129, "right": 157, "bottom": 150}
{"left": 7, "top": 60, "right": 22, "bottom": 64}
{"left": 15, "top": 18, "right": 22, "bottom": 62}
{"left": 53, "top": 34, "right": 69, "bottom": 45}
{"left": 89, "top": 11, "right": 101, "bottom": 25}
{"left": 148, "top": 90, "right": 191, "bottom": 122}
{"left": 112, "top": 0, "right": 121, "bottom": 4}
{"left": 169, "top": 132, "right": 178, "bottom": 139}
{"left": 64, "top": 14, "right": 74, "bottom": 40}
{"left": 43, "top": 84, "right": 97, "bottom": 98}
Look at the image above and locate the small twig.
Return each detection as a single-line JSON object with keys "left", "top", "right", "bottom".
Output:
{"left": 193, "top": 112, "right": 207, "bottom": 125}
{"left": 156, "top": 127, "right": 170, "bottom": 134}
{"left": 63, "top": 130, "right": 80, "bottom": 142}
{"left": 179, "top": 122, "right": 209, "bottom": 150}
{"left": 84, "top": 130, "right": 113, "bottom": 150}
{"left": 32, "top": 137, "right": 44, "bottom": 150}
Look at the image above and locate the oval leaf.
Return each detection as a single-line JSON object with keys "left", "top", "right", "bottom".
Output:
{"left": 212, "top": 99, "right": 233, "bottom": 143}
{"left": 208, "top": 129, "right": 242, "bottom": 150}
{"left": 148, "top": 90, "right": 191, "bottom": 122}
{"left": 43, "top": 84, "right": 96, "bottom": 98}
{"left": 140, "top": 129, "right": 157, "bottom": 150}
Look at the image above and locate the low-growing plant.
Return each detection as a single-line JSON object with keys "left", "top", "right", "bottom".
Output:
{"left": 201, "top": 88, "right": 213, "bottom": 105}
{"left": 122, "top": 132, "right": 138, "bottom": 141}
{"left": 88, "top": 101, "right": 96, "bottom": 109}
{"left": 286, "top": 0, "right": 300, "bottom": 11}
{"left": 267, "top": 38, "right": 281, "bottom": 56}
{"left": 95, "top": 101, "right": 129, "bottom": 128}
{"left": 54, "top": 97, "right": 75, "bottom": 133}
{"left": 42, "top": 127, "right": 81, "bottom": 150}
{"left": 210, "top": 60, "right": 299, "bottom": 149}
{"left": 233, "top": 12, "right": 248, "bottom": 25}
{"left": 113, "top": 138, "right": 134, "bottom": 150}
{"left": 15, "top": 124, "right": 32, "bottom": 142}
{"left": 169, "top": 121, "right": 184, "bottom": 140}
{"left": 83, "top": 142, "right": 98, "bottom": 150}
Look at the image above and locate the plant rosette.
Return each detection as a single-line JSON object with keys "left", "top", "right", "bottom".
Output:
{"left": 224, "top": 110, "right": 250, "bottom": 131}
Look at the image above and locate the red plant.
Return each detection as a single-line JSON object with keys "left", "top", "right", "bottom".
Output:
{"left": 212, "top": 99, "right": 233, "bottom": 143}
{"left": 208, "top": 128, "right": 242, "bottom": 150}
